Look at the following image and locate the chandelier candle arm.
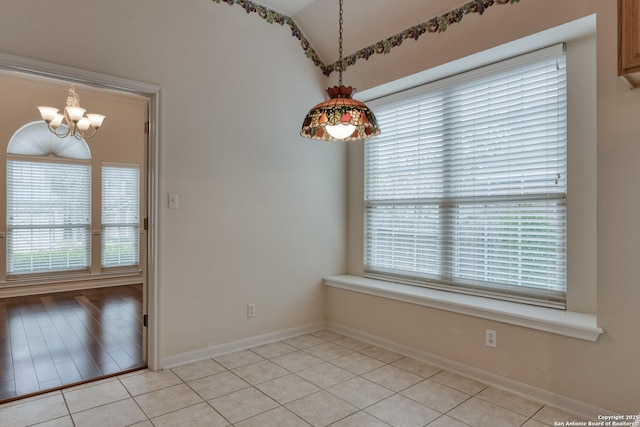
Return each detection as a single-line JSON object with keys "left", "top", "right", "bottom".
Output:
{"left": 300, "top": 0, "right": 380, "bottom": 141}
{"left": 37, "top": 85, "right": 105, "bottom": 140}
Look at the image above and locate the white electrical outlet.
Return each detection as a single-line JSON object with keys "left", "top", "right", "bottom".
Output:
{"left": 247, "top": 303, "right": 256, "bottom": 318}
{"left": 485, "top": 329, "right": 497, "bottom": 347}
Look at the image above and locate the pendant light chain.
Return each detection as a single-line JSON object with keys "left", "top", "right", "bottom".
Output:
{"left": 338, "top": 0, "right": 344, "bottom": 87}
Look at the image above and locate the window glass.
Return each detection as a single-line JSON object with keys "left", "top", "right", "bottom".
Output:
{"left": 101, "top": 165, "right": 140, "bottom": 269}
{"left": 7, "top": 160, "right": 91, "bottom": 274}
{"left": 364, "top": 45, "right": 567, "bottom": 308}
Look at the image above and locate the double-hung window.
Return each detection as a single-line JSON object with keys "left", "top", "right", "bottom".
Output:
{"left": 7, "top": 159, "right": 91, "bottom": 275}
{"left": 364, "top": 44, "right": 567, "bottom": 308}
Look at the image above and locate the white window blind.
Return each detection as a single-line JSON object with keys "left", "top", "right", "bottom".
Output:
{"left": 364, "top": 45, "right": 567, "bottom": 308}
{"left": 101, "top": 165, "right": 140, "bottom": 269}
{"left": 7, "top": 160, "right": 91, "bottom": 275}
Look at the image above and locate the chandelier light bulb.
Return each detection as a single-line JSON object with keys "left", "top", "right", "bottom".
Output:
{"left": 325, "top": 124, "right": 356, "bottom": 139}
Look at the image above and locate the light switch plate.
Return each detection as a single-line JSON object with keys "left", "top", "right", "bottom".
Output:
{"left": 168, "top": 193, "right": 179, "bottom": 209}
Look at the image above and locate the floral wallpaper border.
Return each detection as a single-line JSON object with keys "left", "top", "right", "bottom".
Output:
{"left": 212, "top": 0, "right": 521, "bottom": 76}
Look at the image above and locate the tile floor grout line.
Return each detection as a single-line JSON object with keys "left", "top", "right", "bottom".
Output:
{"left": 529, "top": 405, "right": 550, "bottom": 427}
{"left": 127, "top": 379, "right": 154, "bottom": 425}
{"left": 58, "top": 388, "right": 74, "bottom": 424}
{"left": 192, "top": 374, "right": 239, "bottom": 426}
{"left": 292, "top": 351, "right": 416, "bottom": 426}
{"left": 184, "top": 358, "right": 289, "bottom": 427}
{"left": 2, "top": 331, "right": 588, "bottom": 427}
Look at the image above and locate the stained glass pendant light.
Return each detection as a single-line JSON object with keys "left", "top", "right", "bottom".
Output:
{"left": 300, "top": 0, "right": 380, "bottom": 141}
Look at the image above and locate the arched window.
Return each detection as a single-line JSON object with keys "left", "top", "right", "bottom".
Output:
{"left": 6, "top": 122, "right": 91, "bottom": 275}
{"left": 7, "top": 121, "right": 92, "bottom": 159}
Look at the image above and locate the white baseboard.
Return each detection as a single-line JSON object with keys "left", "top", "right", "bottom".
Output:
{"left": 161, "top": 321, "right": 327, "bottom": 369}
{"left": 159, "top": 320, "right": 613, "bottom": 420}
{"left": 325, "top": 321, "right": 614, "bottom": 421}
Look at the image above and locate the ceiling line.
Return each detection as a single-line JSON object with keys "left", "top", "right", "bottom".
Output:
{"left": 212, "top": 0, "right": 522, "bottom": 77}
{"left": 211, "top": 0, "right": 327, "bottom": 73}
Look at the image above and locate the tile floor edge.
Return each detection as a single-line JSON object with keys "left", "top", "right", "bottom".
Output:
{"left": 325, "top": 320, "right": 614, "bottom": 422}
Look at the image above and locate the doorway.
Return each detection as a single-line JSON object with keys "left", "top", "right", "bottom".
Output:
{"left": 0, "top": 53, "right": 160, "bottom": 402}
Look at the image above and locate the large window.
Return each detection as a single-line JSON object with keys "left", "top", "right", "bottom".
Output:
{"left": 7, "top": 160, "right": 91, "bottom": 275}
{"left": 101, "top": 165, "right": 140, "bottom": 269}
{"left": 364, "top": 45, "right": 567, "bottom": 308}
{"left": 5, "top": 121, "right": 143, "bottom": 279}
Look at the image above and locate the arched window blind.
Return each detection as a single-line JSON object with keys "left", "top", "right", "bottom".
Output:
{"left": 7, "top": 160, "right": 91, "bottom": 274}
{"left": 7, "top": 121, "right": 91, "bottom": 159}
{"left": 364, "top": 44, "right": 567, "bottom": 308}
{"left": 101, "top": 164, "right": 140, "bottom": 269}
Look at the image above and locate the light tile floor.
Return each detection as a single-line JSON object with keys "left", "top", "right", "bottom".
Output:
{"left": 0, "top": 330, "right": 590, "bottom": 427}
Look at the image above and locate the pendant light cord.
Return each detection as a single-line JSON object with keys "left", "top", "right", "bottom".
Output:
{"left": 338, "top": 0, "right": 344, "bottom": 87}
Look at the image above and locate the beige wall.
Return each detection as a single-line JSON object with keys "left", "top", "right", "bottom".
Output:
{"left": 0, "top": 1, "right": 345, "bottom": 361}
{"left": 333, "top": 0, "right": 638, "bottom": 415}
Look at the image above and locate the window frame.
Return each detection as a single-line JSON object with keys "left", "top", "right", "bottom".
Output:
{"left": 6, "top": 155, "right": 92, "bottom": 277}
{"left": 101, "top": 163, "right": 141, "bottom": 271}
{"left": 363, "top": 44, "right": 568, "bottom": 308}
{"left": 4, "top": 124, "right": 145, "bottom": 283}
{"left": 339, "top": 16, "right": 597, "bottom": 337}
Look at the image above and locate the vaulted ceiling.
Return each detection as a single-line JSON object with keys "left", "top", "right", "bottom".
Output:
{"left": 253, "top": 0, "right": 493, "bottom": 66}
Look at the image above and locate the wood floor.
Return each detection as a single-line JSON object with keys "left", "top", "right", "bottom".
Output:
{"left": 0, "top": 284, "right": 145, "bottom": 403}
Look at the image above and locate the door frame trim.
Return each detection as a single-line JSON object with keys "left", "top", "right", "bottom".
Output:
{"left": 0, "top": 51, "right": 162, "bottom": 370}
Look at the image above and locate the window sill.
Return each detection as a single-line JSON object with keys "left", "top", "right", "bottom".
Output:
{"left": 0, "top": 270, "right": 142, "bottom": 297}
{"left": 3, "top": 268, "right": 141, "bottom": 286}
{"left": 324, "top": 275, "right": 603, "bottom": 342}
